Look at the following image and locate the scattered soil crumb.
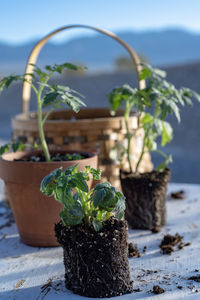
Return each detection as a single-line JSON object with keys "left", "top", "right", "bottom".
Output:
{"left": 160, "top": 233, "right": 189, "bottom": 255}
{"left": 152, "top": 285, "right": 165, "bottom": 294}
{"left": 143, "top": 246, "right": 147, "bottom": 253}
{"left": 188, "top": 275, "right": 200, "bottom": 282}
{"left": 15, "top": 279, "right": 26, "bottom": 289}
{"left": 128, "top": 242, "right": 141, "bottom": 258}
{"left": 170, "top": 190, "right": 185, "bottom": 199}
{"left": 177, "top": 286, "right": 183, "bottom": 289}
{"left": 133, "top": 288, "right": 142, "bottom": 292}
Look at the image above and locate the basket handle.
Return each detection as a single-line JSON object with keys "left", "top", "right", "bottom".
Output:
{"left": 22, "top": 24, "right": 145, "bottom": 114}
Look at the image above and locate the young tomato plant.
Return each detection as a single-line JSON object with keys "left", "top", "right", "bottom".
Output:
{"left": 108, "top": 64, "right": 200, "bottom": 173}
{"left": 0, "top": 63, "right": 86, "bottom": 161}
{"left": 40, "top": 165, "right": 125, "bottom": 231}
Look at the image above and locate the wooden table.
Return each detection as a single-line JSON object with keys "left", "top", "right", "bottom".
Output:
{"left": 0, "top": 182, "right": 200, "bottom": 300}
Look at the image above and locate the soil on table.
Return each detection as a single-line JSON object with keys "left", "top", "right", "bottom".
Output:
{"left": 55, "top": 218, "right": 133, "bottom": 298}
{"left": 152, "top": 285, "right": 165, "bottom": 294}
{"left": 170, "top": 190, "right": 185, "bottom": 199}
{"left": 14, "top": 152, "right": 89, "bottom": 162}
{"left": 160, "top": 233, "right": 185, "bottom": 254}
{"left": 128, "top": 242, "right": 141, "bottom": 258}
{"left": 188, "top": 275, "right": 200, "bottom": 282}
{"left": 120, "top": 168, "right": 170, "bottom": 231}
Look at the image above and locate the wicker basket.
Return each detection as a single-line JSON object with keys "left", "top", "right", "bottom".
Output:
{"left": 12, "top": 25, "right": 153, "bottom": 189}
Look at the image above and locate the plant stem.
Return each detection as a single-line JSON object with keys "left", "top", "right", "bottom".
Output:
{"left": 135, "top": 123, "right": 151, "bottom": 173}
{"left": 135, "top": 140, "right": 145, "bottom": 173}
{"left": 125, "top": 102, "right": 133, "bottom": 174}
{"left": 37, "top": 94, "right": 51, "bottom": 161}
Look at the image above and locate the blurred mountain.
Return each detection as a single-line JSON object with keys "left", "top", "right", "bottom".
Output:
{"left": 1, "top": 28, "right": 200, "bottom": 74}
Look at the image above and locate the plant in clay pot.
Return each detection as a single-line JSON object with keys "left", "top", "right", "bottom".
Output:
{"left": 0, "top": 63, "right": 98, "bottom": 246}
{"left": 108, "top": 64, "right": 200, "bottom": 231}
{"left": 41, "top": 164, "right": 133, "bottom": 298}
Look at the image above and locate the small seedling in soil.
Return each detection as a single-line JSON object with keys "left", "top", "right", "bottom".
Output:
{"left": 108, "top": 64, "right": 200, "bottom": 174}
{"left": 41, "top": 164, "right": 125, "bottom": 231}
{"left": 0, "top": 62, "right": 86, "bottom": 161}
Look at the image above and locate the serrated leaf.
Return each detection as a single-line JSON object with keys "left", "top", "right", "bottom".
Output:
{"left": 69, "top": 173, "right": 88, "bottom": 192}
{"left": 43, "top": 91, "right": 60, "bottom": 107}
{"left": 161, "top": 121, "right": 173, "bottom": 146}
{"left": 90, "top": 168, "right": 101, "bottom": 180}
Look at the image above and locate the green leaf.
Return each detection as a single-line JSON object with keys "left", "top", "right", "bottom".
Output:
{"left": 59, "top": 202, "right": 83, "bottom": 227}
{"left": 90, "top": 168, "right": 101, "bottom": 180}
{"left": 141, "top": 113, "right": 153, "bottom": 124}
{"left": 93, "top": 188, "right": 107, "bottom": 207}
{"left": 115, "top": 192, "right": 126, "bottom": 220}
{"left": 0, "top": 144, "right": 10, "bottom": 155}
{"left": 40, "top": 174, "right": 54, "bottom": 196}
{"left": 64, "top": 164, "right": 78, "bottom": 176}
{"left": 69, "top": 173, "right": 89, "bottom": 192}
{"left": 161, "top": 121, "right": 173, "bottom": 146}
{"left": 12, "top": 142, "right": 25, "bottom": 152}
{"left": 156, "top": 154, "right": 173, "bottom": 172}
{"left": 92, "top": 219, "right": 103, "bottom": 232}
{"left": 40, "top": 167, "right": 62, "bottom": 196}
{"left": 139, "top": 67, "right": 152, "bottom": 80}
{"left": 43, "top": 91, "right": 60, "bottom": 107}
{"left": 93, "top": 187, "right": 118, "bottom": 211}
{"left": 94, "top": 182, "right": 111, "bottom": 190}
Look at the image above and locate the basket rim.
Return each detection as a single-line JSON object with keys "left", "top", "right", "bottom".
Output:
{"left": 12, "top": 107, "right": 137, "bottom": 123}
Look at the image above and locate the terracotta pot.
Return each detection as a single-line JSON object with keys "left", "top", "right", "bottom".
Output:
{"left": 0, "top": 150, "right": 97, "bottom": 247}
{"left": 120, "top": 168, "right": 170, "bottom": 231}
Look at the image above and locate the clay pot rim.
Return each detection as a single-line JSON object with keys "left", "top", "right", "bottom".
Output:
{"left": 0, "top": 149, "right": 97, "bottom": 165}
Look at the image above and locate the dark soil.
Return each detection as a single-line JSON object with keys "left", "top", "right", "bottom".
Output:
{"left": 128, "top": 242, "right": 141, "bottom": 258}
{"left": 188, "top": 275, "right": 200, "bottom": 282}
{"left": 55, "top": 218, "right": 133, "bottom": 298}
{"left": 120, "top": 168, "right": 170, "bottom": 230}
{"left": 15, "top": 152, "right": 88, "bottom": 162}
{"left": 177, "top": 286, "right": 183, "bottom": 289}
{"left": 133, "top": 288, "right": 142, "bottom": 292}
{"left": 160, "top": 233, "right": 184, "bottom": 254}
{"left": 170, "top": 190, "right": 185, "bottom": 199}
{"left": 152, "top": 285, "right": 165, "bottom": 294}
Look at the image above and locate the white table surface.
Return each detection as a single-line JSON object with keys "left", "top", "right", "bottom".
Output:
{"left": 1, "top": 182, "right": 200, "bottom": 300}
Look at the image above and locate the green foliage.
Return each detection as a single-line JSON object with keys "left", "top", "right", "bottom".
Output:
{"left": 40, "top": 165, "right": 125, "bottom": 231}
{"left": 108, "top": 64, "right": 200, "bottom": 173}
{"left": 0, "top": 63, "right": 86, "bottom": 160}
{"left": 0, "top": 142, "right": 25, "bottom": 155}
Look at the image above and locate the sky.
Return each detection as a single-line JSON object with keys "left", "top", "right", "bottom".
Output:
{"left": 1, "top": 0, "right": 200, "bottom": 44}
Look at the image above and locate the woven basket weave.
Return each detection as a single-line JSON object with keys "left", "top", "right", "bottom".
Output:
{"left": 12, "top": 25, "right": 153, "bottom": 189}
